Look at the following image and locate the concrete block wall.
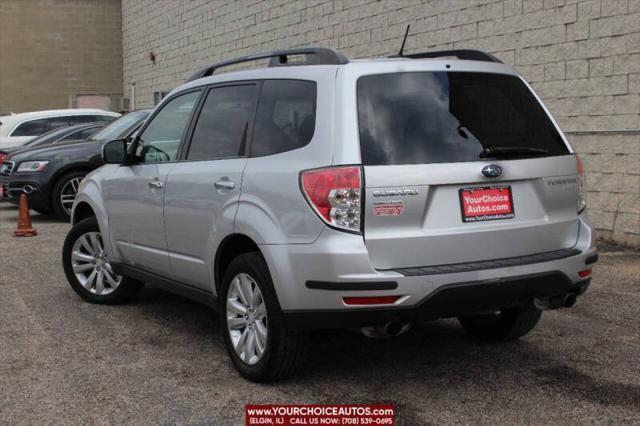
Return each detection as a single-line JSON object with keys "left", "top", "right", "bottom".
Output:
{"left": 121, "top": 0, "right": 640, "bottom": 245}
{"left": 0, "top": 0, "right": 124, "bottom": 113}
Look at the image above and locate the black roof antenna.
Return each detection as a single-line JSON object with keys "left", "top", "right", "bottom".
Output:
{"left": 398, "top": 24, "right": 411, "bottom": 57}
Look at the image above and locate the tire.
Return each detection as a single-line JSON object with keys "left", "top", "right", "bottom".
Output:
{"left": 221, "top": 252, "right": 307, "bottom": 382}
{"left": 458, "top": 304, "right": 542, "bottom": 342}
{"left": 62, "top": 217, "right": 144, "bottom": 304}
{"left": 33, "top": 208, "right": 51, "bottom": 215}
{"left": 52, "top": 170, "right": 87, "bottom": 220}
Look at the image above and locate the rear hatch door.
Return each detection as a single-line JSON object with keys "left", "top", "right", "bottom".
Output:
{"left": 357, "top": 71, "right": 580, "bottom": 270}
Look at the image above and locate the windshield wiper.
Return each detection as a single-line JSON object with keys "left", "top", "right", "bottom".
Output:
{"left": 479, "top": 146, "right": 549, "bottom": 159}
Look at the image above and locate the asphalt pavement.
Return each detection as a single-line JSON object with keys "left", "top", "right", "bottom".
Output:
{"left": 1, "top": 202, "right": 639, "bottom": 424}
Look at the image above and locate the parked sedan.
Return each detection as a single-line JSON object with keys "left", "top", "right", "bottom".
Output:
{"left": 0, "top": 110, "right": 151, "bottom": 219}
{"left": 0, "top": 122, "right": 106, "bottom": 164}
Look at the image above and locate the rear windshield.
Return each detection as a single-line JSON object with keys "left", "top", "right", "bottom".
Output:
{"left": 357, "top": 72, "right": 569, "bottom": 165}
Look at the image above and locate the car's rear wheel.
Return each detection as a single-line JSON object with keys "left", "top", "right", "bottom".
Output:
{"left": 221, "top": 252, "right": 307, "bottom": 382}
{"left": 458, "top": 304, "right": 542, "bottom": 342}
{"left": 62, "top": 217, "right": 143, "bottom": 304}
{"left": 52, "top": 170, "right": 86, "bottom": 220}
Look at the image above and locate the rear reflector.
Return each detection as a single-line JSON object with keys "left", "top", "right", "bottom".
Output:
{"left": 578, "top": 268, "right": 592, "bottom": 278}
{"left": 343, "top": 296, "right": 401, "bottom": 305}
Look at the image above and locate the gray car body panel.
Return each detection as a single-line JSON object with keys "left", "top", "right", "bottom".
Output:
{"left": 72, "top": 57, "right": 596, "bottom": 311}
{"left": 164, "top": 158, "right": 247, "bottom": 290}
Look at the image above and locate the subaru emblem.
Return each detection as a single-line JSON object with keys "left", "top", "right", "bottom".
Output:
{"left": 481, "top": 164, "right": 502, "bottom": 178}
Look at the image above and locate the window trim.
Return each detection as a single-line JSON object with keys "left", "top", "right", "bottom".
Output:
{"left": 179, "top": 80, "right": 262, "bottom": 162}
{"left": 246, "top": 78, "right": 318, "bottom": 159}
{"left": 128, "top": 88, "right": 204, "bottom": 165}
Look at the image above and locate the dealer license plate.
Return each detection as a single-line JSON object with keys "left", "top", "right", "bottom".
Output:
{"left": 459, "top": 185, "right": 515, "bottom": 223}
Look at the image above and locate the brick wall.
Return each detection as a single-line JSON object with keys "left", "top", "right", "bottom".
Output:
{"left": 121, "top": 0, "right": 640, "bottom": 245}
{"left": 0, "top": 0, "right": 123, "bottom": 113}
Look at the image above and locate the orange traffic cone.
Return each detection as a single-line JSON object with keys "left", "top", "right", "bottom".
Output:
{"left": 13, "top": 193, "right": 37, "bottom": 237}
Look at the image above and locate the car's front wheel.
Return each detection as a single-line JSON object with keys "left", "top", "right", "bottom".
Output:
{"left": 62, "top": 217, "right": 143, "bottom": 304}
{"left": 52, "top": 170, "right": 86, "bottom": 220}
{"left": 33, "top": 207, "right": 51, "bottom": 216}
{"left": 458, "top": 304, "right": 542, "bottom": 342}
{"left": 221, "top": 252, "right": 307, "bottom": 382}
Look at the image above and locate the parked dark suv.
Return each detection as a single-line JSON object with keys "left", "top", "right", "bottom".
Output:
{"left": 0, "top": 110, "right": 151, "bottom": 219}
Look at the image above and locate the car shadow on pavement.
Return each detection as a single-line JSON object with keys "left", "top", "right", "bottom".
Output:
{"left": 26, "top": 212, "right": 68, "bottom": 224}
{"left": 129, "top": 284, "right": 640, "bottom": 411}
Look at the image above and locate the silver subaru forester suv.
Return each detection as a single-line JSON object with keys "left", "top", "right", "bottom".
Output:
{"left": 62, "top": 47, "right": 598, "bottom": 382}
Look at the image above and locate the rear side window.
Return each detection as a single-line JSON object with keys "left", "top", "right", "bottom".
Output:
{"left": 60, "top": 127, "right": 97, "bottom": 142}
{"left": 77, "top": 127, "right": 100, "bottom": 139}
{"left": 69, "top": 115, "right": 95, "bottom": 124}
{"left": 251, "top": 80, "right": 316, "bottom": 157}
{"left": 187, "top": 84, "right": 258, "bottom": 161}
{"left": 48, "top": 117, "right": 71, "bottom": 130}
{"left": 357, "top": 72, "right": 568, "bottom": 165}
{"left": 93, "top": 115, "right": 116, "bottom": 123}
{"left": 11, "top": 119, "right": 48, "bottom": 137}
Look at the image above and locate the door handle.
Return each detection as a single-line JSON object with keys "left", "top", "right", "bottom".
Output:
{"left": 148, "top": 180, "right": 164, "bottom": 189}
{"left": 214, "top": 180, "right": 235, "bottom": 190}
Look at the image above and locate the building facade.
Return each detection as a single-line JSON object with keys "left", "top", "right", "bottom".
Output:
{"left": 0, "top": 0, "right": 124, "bottom": 114}
{"left": 121, "top": 0, "right": 639, "bottom": 245}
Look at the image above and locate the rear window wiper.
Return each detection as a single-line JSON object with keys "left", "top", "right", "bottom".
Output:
{"left": 479, "top": 146, "right": 549, "bottom": 159}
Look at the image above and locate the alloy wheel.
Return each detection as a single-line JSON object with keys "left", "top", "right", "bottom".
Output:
{"left": 60, "top": 177, "right": 83, "bottom": 216}
{"left": 226, "top": 273, "right": 268, "bottom": 365}
{"left": 71, "top": 231, "right": 121, "bottom": 295}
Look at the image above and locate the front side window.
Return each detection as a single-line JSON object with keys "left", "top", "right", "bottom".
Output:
{"left": 136, "top": 91, "right": 201, "bottom": 163}
{"left": 251, "top": 80, "right": 316, "bottom": 157}
{"left": 11, "top": 119, "right": 48, "bottom": 137}
{"left": 186, "top": 85, "right": 258, "bottom": 161}
{"left": 357, "top": 72, "right": 568, "bottom": 166}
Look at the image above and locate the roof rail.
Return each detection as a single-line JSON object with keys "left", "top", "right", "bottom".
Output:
{"left": 186, "top": 47, "right": 349, "bottom": 82}
{"left": 391, "top": 49, "right": 502, "bottom": 63}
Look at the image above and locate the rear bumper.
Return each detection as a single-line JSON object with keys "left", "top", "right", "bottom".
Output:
{"left": 261, "top": 213, "right": 597, "bottom": 327}
{"left": 285, "top": 274, "right": 591, "bottom": 330}
{"left": 0, "top": 176, "right": 49, "bottom": 210}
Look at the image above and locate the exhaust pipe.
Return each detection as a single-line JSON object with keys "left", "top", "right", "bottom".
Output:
{"left": 360, "top": 320, "right": 411, "bottom": 338}
{"left": 385, "top": 320, "right": 403, "bottom": 336}
{"left": 22, "top": 185, "right": 35, "bottom": 194}
{"left": 564, "top": 293, "right": 577, "bottom": 308}
{"left": 534, "top": 293, "right": 578, "bottom": 310}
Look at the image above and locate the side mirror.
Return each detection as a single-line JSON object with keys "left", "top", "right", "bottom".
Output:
{"left": 102, "top": 139, "right": 128, "bottom": 164}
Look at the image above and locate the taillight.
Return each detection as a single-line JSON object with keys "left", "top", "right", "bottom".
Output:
{"left": 0, "top": 152, "right": 6, "bottom": 164}
{"left": 576, "top": 154, "right": 586, "bottom": 213}
{"left": 300, "top": 166, "right": 362, "bottom": 233}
